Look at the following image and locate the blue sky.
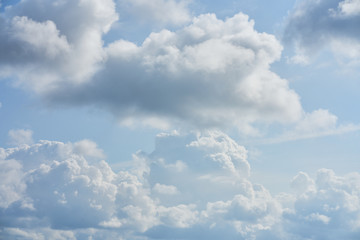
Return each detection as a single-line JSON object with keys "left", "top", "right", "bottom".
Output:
{"left": 1, "top": 0, "right": 360, "bottom": 239}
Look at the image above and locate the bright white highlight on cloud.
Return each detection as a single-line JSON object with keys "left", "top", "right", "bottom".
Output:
{"left": 338, "top": 0, "right": 360, "bottom": 16}
{"left": 11, "top": 16, "right": 71, "bottom": 58}
{"left": 1, "top": 132, "right": 360, "bottom": 239}
{"left": 0, "top": 0, "right": 118, "bottom": 92}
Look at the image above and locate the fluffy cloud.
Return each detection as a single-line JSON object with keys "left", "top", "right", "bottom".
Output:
{"left": 284, "top": 0, "right": 360, "bottom": 62}
{"left": 284, "top": 169, "right": 360, "bottom": 240}
{"left": 0, "top": 0, "right": 305, "bottom": 132}
{"left": 1, "top": 0, "right": 354, "bottom": 138}
{"left": 46, "top": 12, "right": 302, "bottom": 131}
{"left": 0, "top": 131, "right": 276, "bottom": 239}
{"left": 0, "top": 0, "right": 118, "bottom": 92}
{"left": 1, "top": 132, "right": 360, "bottom": 239}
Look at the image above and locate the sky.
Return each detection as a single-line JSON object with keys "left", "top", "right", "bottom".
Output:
{"left": 1, "top": 0, "right": 360, "bottom": 239}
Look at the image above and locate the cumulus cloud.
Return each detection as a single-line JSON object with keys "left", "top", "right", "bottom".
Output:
{"left": 0, "top": 131, "right": 276, "bottom": 239}
{"left": 0, "top": 0, "right": 306, "bottom": 133}
{"left": 1, "top": 0, "right": 356, "bottom": 139}
{"left": 47, "top": 12, "right": 302, "bottom": 132}
{"left": 1, "top": 132, "right": 360, "bottom": 239}
{"left": 0, "top": 0, "right": 118, "bottom": 92}
{"left": 284, "top": 169, "right": 360, "bottom": 240}
{"left": 284, "top": 0, "right": 360, "bottom": 63}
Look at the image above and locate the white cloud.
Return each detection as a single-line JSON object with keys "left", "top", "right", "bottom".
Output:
{"left": 0, "top": 0, "right": 118, "bottom": 92}
{"left": 0, "top": 0, "right": 307, "bottom": 133}
{"left": 73, "top": 139, "right": 105, "bottom": 160}
{"left": 2, "top": 0, "right": 356, "bottom": 140}
{"left": 291, "top": 171, "right": 316, "bottom": 195}
{"left": 296, "top": 109, "right": 337, "bottom": 132}
{"left": 45, "top": 12, "right": 302, "bottom": 132}
{"left": 1, "top": 132, "right": 360, "bottom": 239}
{"left": 0, "top": 159, "right": 25, "bottom": 208}
{"left": 0, "top": 131, "right": 273, "bottom": 239}
{"left": 338, "top": 0, "right": 360, "bottom": 16}
{"left": 283, "top": 168, "right": 360, "bottom": 240}
{"left": 7, "top": 129, "right": 34, "bottom": 146}
{"left": 10, "top": 16, "right": 71, "bottom": 58}
{"left": 261, "top": 109, "right": 360, "bottom": 143}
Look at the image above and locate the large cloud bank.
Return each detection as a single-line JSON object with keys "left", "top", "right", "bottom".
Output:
{"left": 1, "top": 132, "right": 360, "bottom": 239}
{"left": 0, "top": 0, "right": 304, "bottom": 132}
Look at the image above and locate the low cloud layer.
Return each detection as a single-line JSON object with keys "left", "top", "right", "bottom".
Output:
{"left": 1, "top": 132, "right": 360, "bottom": 239}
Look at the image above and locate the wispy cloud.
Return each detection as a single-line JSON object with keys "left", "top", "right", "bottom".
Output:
{"left": 259, "top": 109, "right": 360, "bottom": 144}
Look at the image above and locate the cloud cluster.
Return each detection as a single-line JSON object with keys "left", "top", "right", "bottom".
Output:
{"left": 49, "top": 11, "right": 304, "bottom": 132}
{"left": 0, "top": 0, "right": 118, "bottom": 92}
{"left": 0, "top": 0, "right": 355, "bottom": 138}
{"left": 1, "top": 132, "right": 360, "bottom": 239}
{"left": 284, "top": 169, "right": 360, "bottom": 240}
{"left": 0, "top": 0, "right": 305, "bottom": 132}
{"left": 0, "top": 131, "right": 273, "bottom": 239}
{"left": 284, "top": 0, "right": 360, "bottom": 62}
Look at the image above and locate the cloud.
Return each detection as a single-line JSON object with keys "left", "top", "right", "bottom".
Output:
{"left": 0, "top": 0, "right": 118, "bottom": 92}
{"left": 0, "top": 159, "right": 25, "bottom": 208}
{"left": 1, "top": 132, "right": 360, "bottom": 239}
{"left": 261, "top": 109, "right": 360, "bottom": 143}
{"left": 337, "top": 0, "right": 360, "bottom": 16}
{"left": 284, "top": 169, "right": 360, "bottom": 240}
{"left": 0, "top": 0, "right": 305, "bottom": 133}
{"left": 1, "top": 0, "right": 357, "bottom": 140}
{"left": 73, "top": 139, "right": 106, "bottom": 160}
{"left": 46, "top": 12, "right": 302, "bottom": 132}
{"left": 0, "top": 131, "right": 274, "bottom": 239}
{"left": 7, "top": 129, "right": 34, "bottom": 146}
{"left": 284, "top": 0, "right": 360, "bottom": 63}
